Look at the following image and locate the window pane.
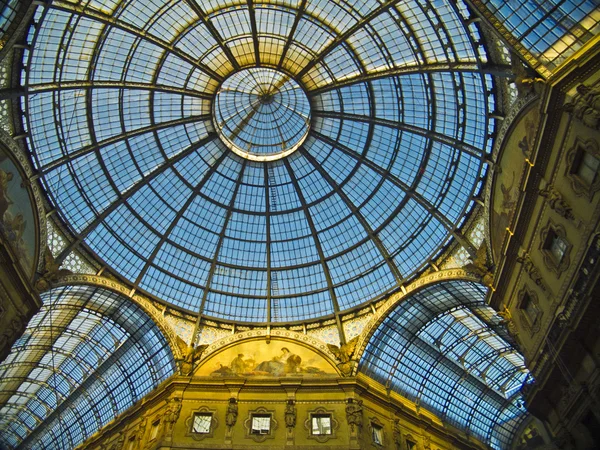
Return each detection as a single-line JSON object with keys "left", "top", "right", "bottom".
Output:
{"left": 312, "top": 415, "right": 332, "bottom": 435}
{"left": 193, "top": 414, "right": 212, "bottom": 433}
{"left": 251, "top": 415, "right": 271, "bottom": 434}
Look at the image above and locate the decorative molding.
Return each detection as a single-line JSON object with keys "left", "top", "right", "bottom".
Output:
{"left": 185, "top": 406, "right": 218, "bottom": 441}
{"left": 304, "top": 406, "right": 339, "bottom": 443}
{"left": 565, "top": 136, "right": 600, "bottom": 200}
{"left": 538, "top": 221, "right": 572, "bottom": 277}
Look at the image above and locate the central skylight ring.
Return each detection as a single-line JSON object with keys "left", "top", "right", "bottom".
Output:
{"left": 213, "top": 67, "right": 311, "bottom": 162}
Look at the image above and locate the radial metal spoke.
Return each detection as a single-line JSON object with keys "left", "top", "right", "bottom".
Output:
{"left": 50, "top": 0, "right": 223, "bottom": 82}
{"left": 40, "top": 114, "right": 212, "bottom": 174}
{"left": 308, "top": 62, "right": 511, "bottom": 96}
{"left": 296, "top": 0, "right": 403, "bottom": 79}
{"left": 55, "top": 133, "right": 218, "bottom": 264}
{"left": 312, "top": 110, "right": 483, "bottom": 158}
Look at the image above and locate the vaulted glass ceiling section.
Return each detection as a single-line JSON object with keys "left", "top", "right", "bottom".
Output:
{"left": 482, "top": 0, "right": 600, "bottom": 70}
{"left": 359, "top": 280, "right": 530, "bottom": 449}
{"left": 0, "top": 285, "right": 175, "bottom": 449}
{"left": 22, "top": 0, "right": 495, "bottom": 322}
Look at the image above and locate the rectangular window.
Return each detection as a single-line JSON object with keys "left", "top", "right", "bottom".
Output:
{"left": 544, "top": 230, "right": 567, "bottom": 263}
{"left": 192, "top": 413, "right": 212, "bottom": 434}
{"left": 311, "top": 415, "right": 332, "bottom": 435}
{"left": 150, "top": 420, "right": 160, "bottom": 440}
{"left": 372, "top": 423, "right": 384, "bottom": 445}
{"left": 521, "top": 294, "right": 540, "bottom": 326}
{"left": 575, "top": 150, "right": 600, "bottom": 186}
{"left": 251, "top": 414, "right": 271, "bottom": 435}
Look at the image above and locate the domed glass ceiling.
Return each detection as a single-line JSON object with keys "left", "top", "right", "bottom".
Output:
{"left": 22, "top": 0, "right": 495, "bottom": 323}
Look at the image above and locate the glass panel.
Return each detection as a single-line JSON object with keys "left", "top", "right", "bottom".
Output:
{"left": 251, "top": 415, "right": 271, "bottom": 434}
{"left": 312, "top": 415, "right": 332, "bottom": 435}
{"left": 193, "top": 414, "right": 212, "bottom": 434}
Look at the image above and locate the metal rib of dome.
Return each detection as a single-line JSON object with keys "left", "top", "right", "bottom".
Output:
{"left": 22, "top": 0, "right": 495, "bottom": 323}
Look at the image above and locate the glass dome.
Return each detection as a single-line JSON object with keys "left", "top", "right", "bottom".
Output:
{"left": 22, "top": 0, "right": 495, "bottom": 323}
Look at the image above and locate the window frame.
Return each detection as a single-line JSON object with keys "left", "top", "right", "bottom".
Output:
{"left": 244, "top": 407, "right": 278, "bottom": 442}
{"left": 539, "top": 221, "right": 571, "bottom": 276}
{"left": 517, "top": 287, "right": 542, "bottom": 334}
{"left": 185, "top": 407, "right": 218, "bottom": 441}
{"left": 304, "top": 406, "right": 338, "bottom": 443}
{"left": 566, "top": 137, "right": 600, "bottom": 199}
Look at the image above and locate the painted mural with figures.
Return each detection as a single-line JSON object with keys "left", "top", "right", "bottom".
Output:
{"left": 0, "top": 147, "right": 35, "bottom": 275}
{"left": 196, "top": 338, "right": 337, "bottom": 377}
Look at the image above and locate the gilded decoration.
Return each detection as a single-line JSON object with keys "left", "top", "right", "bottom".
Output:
{"left": 489, "top": 102, "right": 540, "bottom": 262}
{"left": 565, "top": 136, "right": 600, "bottom": 200}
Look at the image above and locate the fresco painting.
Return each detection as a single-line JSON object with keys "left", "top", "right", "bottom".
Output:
{"left": 0, "top": 148, "right": 35, "bottom": 275}
{"left": 196, "top": 339, "right": 336, "bottom": 377}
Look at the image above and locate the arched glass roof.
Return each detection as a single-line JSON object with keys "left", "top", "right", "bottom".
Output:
{"left": 21, "top": 0, "right": 496, "bottom": 322}
{"left": 0, "top": 285, "right": 175, "bottom": 449}
{"left": 359, "top": 280, "right": 530, "bottom": 449}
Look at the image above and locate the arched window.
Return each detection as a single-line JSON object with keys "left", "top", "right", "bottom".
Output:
{"left": 360, "top": 280, "right": 530, "bottom": 449}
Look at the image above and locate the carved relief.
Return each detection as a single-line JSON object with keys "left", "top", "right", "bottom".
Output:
{"left": 393, "top": 418, "right": 402, "bottom": 450}
{"left": 226, "top": 398, "right": 238, "bottom": 429}
{"left": 538, "top": 185, "right": 575, "bottom": 220}
{"left": 564, "top": 84, "right": 600, "bottom": 130}
{"left": 345, "top": 398, "right": 363, "bottom": 434}
{"left": 177, "top": 343, "right": 208, "bottom": 376}
{"left": 34, "top": 248, "right": 72, "bottom": 292}
{"left": 516, "top": 253, "right": 548, "bottom": 291}
{"left": 463, "top": 242, "right": 494, "bottom": 287}
{"left": 162, "top": 397, "right": 182, "bottom": 431}
{"left": 327, "top": 335, "right": 359, "bottom": 376}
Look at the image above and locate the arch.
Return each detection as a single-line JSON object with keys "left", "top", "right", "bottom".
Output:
{"left": 53, "top": 273, "right": 191, "bottom": 360}
{"left": 352, "top": 268, "right": 479, "bottom": 365}
{"left": 0, "top": 284, "right": 176, "bottom": 449}
{"left": 358, "top": 280, "right": 530, "bottom": 449}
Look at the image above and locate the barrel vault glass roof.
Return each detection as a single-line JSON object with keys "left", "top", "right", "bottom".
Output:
{"left": 0, "top": 285, "right": 175, "bottom": 449}
{"left": 360, "top": 281, "right": 530, "bottom": 450}
{"left": 21, "top": 0, "right": 496, "bottom": 323}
